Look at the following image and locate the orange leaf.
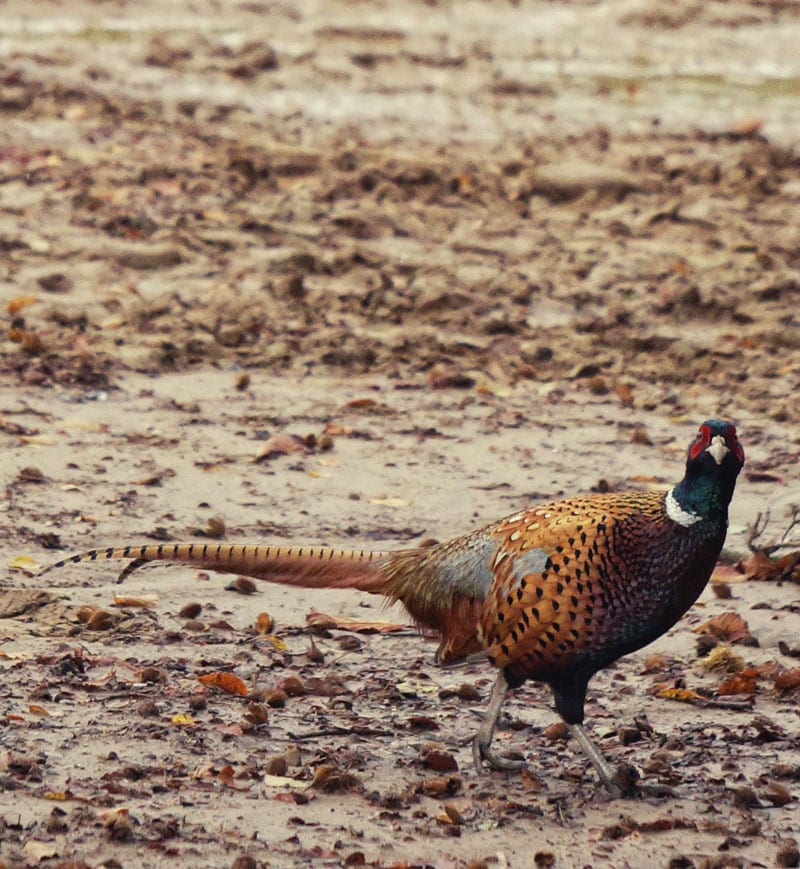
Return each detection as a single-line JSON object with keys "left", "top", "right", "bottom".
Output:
{"left": 7, "top": 295, "right": 38, "bottom": 315}
{"left": 741, "top": 550, "right": 800, "bottom": 583}
{"left": 710, "top": 564, "right": 748, "bottom": 584}
{"left": 198, "top": 671, "right": 249, "bottom": 696}
{"left": 718, "top": 669, "right": 760, "bottom": 696}
{"left": 255, "top": 612, "right": 275, "bottom": 634}
{"left": 657, "top": 687, "right": 707, "bottom": 703}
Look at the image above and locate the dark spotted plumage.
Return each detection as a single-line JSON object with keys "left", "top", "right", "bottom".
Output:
{"left": 41, "top": 420, "right": 744, "bottom": 797}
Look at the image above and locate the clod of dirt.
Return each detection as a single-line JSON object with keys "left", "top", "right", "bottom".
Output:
{"left": 422, "top": 749, "right": 459, "bottom": 773}
{"left": 277, "top": 675, "right": 305, "bottom": 697}
{"left": 760, "top": 781, "right": 792, "bottom": 807}
{"left": 732, "top": 786, "right": 760, "bottom": 808}
{"left": 179, "top": 602, "right": 203, "bottom": 619}
{"left": 86, "top": 610, "right": 117, "bottom": 631}
{"left": 243, "top": 703, "right": 268, "bottom": 727}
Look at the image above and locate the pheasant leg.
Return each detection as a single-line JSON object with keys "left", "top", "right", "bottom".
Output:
{"left": 567, "top": 723, "right": 625, "bottom": 798}
{"left": 472, "top": 672, "right": 526, "bottom": 772}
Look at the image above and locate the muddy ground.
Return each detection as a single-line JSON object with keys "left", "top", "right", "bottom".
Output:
{"left": 2, "top": 1, "right": 800, "bottom": 867}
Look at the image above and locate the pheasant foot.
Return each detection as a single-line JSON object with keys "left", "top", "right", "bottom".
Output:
{"left": 471, "top": 671, "right": 526, "bottom": 772}
{"left": 568, "top": 723, "right": 625, "bottom": 798}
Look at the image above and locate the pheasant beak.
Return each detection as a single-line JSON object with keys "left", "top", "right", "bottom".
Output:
{"left": 706, "top": 435, "right": 729, "bottom": 465}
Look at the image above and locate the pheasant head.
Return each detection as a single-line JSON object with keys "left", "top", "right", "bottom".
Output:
{"left": 666, "top": 419, "right": 744, "bottom": 528}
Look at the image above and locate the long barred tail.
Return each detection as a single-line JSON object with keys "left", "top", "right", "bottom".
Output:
{"left": 41, "top": 542, "right": 394, "bottom": 590}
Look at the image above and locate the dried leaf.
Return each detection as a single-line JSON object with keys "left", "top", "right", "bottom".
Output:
{"left": 310, "top": 764, "right": 359, "bottom": 792}
{"left": 264, "top": 635, "right": 288, "bottom": 652}
{"left": 200, "top": 516, "right": 226, "bottom": 539}
{"left": 741, "top": 550, "right": 800, "bottom": 583}
{"left": 112, "top": 594, "right": 158, "bottom": 608}
{"left": 263, "top": 773, "right": 307, "bottom": 790}
{"left": 171, "top": 713, "right": 195, "bottom": 726}
{"left": 22, "top": 840, "right": 59, "bottom": 864}
{"left": 18, "top": 435, "right": 56, "bottom": 446}
{"left": 305, "top": 609, "right": 406, "bottom": 634}
{"left": 420, "top": 775, "right": 462, "bottom": 797}
{"left": 198, "top": 671, "right": 249, "bottom": 696}
{"left": 8, "top": 294, "right": 39, "bottom": 315}
{"left": 697, "top": 645, "right": 745, "bottom": 674}
{"left": 369, "top": 496, "right": 412, "bottom": 507}
{"left": 745, "top": 470, "right": 784, "bottom": 483}
{"left": 710, "top": 564, "right": 748, "bottom": 584}
{"left": 8, "top": 554, "right": 42, "bottom": 575}
{"left": 761, "top": 781, "right": 792, "bottom": 807}
{"left": 255, "top": 433, "right": 309, "bottom": 462}
{"left": 61, "top": 418, "right": 106, "bottom": 432}
{"left": 692, "top": 612, "right": 753, "bottom": 644}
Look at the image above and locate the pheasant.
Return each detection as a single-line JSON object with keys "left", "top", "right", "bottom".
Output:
{"left": 42, "top": 419, "right": 744, "bottom": 797}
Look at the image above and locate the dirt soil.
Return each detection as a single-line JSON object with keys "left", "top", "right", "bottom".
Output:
{"left": 2, "top": 1, "right": 800, "bottom": 867}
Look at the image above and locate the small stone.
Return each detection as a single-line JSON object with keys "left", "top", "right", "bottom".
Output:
{"left": 777, "top": 841, "right": 800, "bottom": 868}
{"left": 732, "top": 786, "right": 759, "bottom": 808}
{"left": 137, "top": 700, "right": 159, "bottom": 717}
{"left": 263, "top": 756, "right": 288, "bottom": 776}
{"left": 457, "top": 683, "right": 481, "bottom": 702}
{"left": 227, "top": 576, "right": 257, "bottom": 595}
{"left": 266, "top": 689, "right": 287, "bottom": 708}
{"left": 87, "top": 610, "right": 115, "bottom": 631}
{"left": 618, "top": 726, "right": 642, "bottom": 746}
{"left": 277, "top": 676, "right": 304, "bottom": 697}
{"left": 543, "top": 721, "right": 569, "bottom": 742}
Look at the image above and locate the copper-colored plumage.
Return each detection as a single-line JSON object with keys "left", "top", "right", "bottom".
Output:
{"left": 42, "top": 420, "right": 745, "bottom": 796}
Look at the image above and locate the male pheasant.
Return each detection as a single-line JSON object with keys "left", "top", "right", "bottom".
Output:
{"left": 42, "top": 420, "right": 744, "bottom": 796}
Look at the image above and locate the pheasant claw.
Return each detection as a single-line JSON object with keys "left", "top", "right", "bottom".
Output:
{"left": 471, "top": 672, "right": 526, "bottom": 773}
